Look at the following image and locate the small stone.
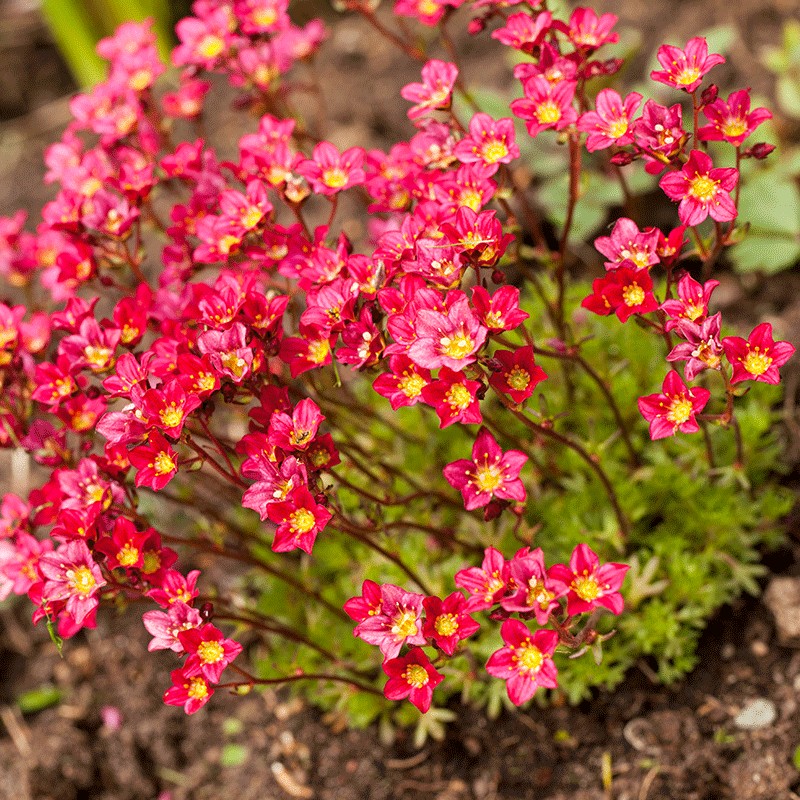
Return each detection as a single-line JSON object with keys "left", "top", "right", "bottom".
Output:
{"left": 733, "top": 698, "right": 777, "bottom": 730}
{"left": 721, "top": 643, "right": 736, "bottom": 660}
{"left": 764, "top": 577, "right": 800, "bottom": 646}
{"left": 750, "top": 640, "right": 769, "bottom": 658}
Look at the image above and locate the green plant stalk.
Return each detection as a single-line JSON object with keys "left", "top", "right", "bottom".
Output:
{"left": 40, "top": 0, "right": 107, "bottom": 88}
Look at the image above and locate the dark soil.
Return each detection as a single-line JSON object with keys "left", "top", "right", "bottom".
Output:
{"left": 2, "top": 1, "right": 800, "bottom": 799}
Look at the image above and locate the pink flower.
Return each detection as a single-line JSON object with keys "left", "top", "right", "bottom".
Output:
{"left": 454, "top": 113, "right": 520, "bottom": 173}
{"left": 636, "top": 370, "right": 711, "bottom": 440}
{"left": 548, "top": 544, "right": 629, "bottom": 617}
{"left": 443, "top": 429, "right": 527, "bottom": 511}
{"left": 266, "top": 485, "right": 332, "bottom": 553}
{"left": 722, "top": 323, "right": 796, "bottom": 385}
{"left": 486, "top": 620, "right": 558, "bottom": 705}
{"left": 578, "top": 89, "right": 642, "bottom": 151}
{"left": 556, "top": 7, "right": 618, "bottom": 50}
{"left": 500, "top": 547, "right": 568, "bottom": 624}
{"left": 633, "top": 100, "right": 686, "bottom": 175}
{"left": 401, "top": 60, "right": 458, "bottom": 121}
{"left": 593, "top": 217, "right": 660, "bottom": 271}
{"left": 698, "top": 88, "right": 772, "bottom": 147}
{"left": 38, "top": 540, "right": 106, "bottom": 627}
{"left": 491, "top": 11, "right": 552, "bottom": 54}
{"left": 297, "top": 142, "right": 366, "bottom": 195}
{"left": 383, "top": 647, "right": 443, "bottom": 713}
{"left": 651, "top": 36, "right": 725, "bottom": 93}
{"left": 268, "top": 397, "right": 325, "bottom": 453}
{"left": 454, "top": 546, "right": 509, "bottom": 612}
{"left": 659, "top": 150, "right": 738, "bottom": 227}
{"left": 660, "top": 273, "right": 719, "bottom": 329}
{"left": 163, "top": 666, "right": 214, "bottom": 715}
{"left": 344, "top": 579, "right": 383, "bottom": 622}
{"left": 511, "top": 76, "right": 577, "bottom": 137}
{"left": 179, "top": 623, "right": 243, "bottom": 684}
{"left": 142, "top": 601, "right": 203, "bottom": 653}
{"left": 355, "top": 584, "right": 426, "bottom": 659}
{"left": 147, "top": 569, "right": 201, "bottom": 608}
{"left": 666, "top": 313, "right": 724, "bottom": 380}
{"left": 422, "top": 592, "right": 481, "bottom": 655}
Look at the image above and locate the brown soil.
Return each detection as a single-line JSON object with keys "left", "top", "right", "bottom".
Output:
{"left": 2, "top": 1, "right": 800, "bottom": 799}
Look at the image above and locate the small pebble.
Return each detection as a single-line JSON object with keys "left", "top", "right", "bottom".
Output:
{"left": 733, "top": 698, "right": 777, "bottom": 730}
{"left": 750, "top": 640, "right": 769, "bottom": 658}
{"left": 721, "top": 643, "right": 736, "bottom": 660}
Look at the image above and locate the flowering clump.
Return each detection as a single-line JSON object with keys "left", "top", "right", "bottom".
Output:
{"left": 0, "top": 0, "right": 793, "bottom": 728}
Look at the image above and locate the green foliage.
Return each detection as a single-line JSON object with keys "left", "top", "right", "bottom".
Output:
{"left": 16, "top": 684, "right": 63, "bottom": 714}
{"left": 245, "top": 279, "right": 792, "bottom": 729}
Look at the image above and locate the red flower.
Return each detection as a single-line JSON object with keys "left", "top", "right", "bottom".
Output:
{"left": 454, "top": 546, "right": 509, "bottom": 612}
{"left": 443, "top": 428, "right": 527, "bottom": 511}
{"left": 421, "top": 367, "right": 482, "bottom": 428}
{"left": 722, "top": 323, "right": 795, "bottom": 385}
{"left": 373, "top": 355, "right": 432, "bottom": 410}
{"left": 659, "top": 150, "right": 738, "bottom": 227}
{"left": 548, "top": 544, "right": 629, "bottom": 617}
{"left": 383, "top": 647, "right": 443, "bottom": 713}
{"left": 581, "top": 263, "right": 659, "bottom": 322}
{"left": 698, "top": 89, "right": 772, "bottom": 147}
{"left": 578, "top": 89, "right": 642, "bottom": 151}
{"left": 636, "top": 370, "right": 710, "bottom": 440}
{"left": 179, "top": 623, "right": 243, "bottom": 684}
{"left": 650, "top": 37, "right": 725, "bottom": 92}
{"left": 129, "top": 431, "right": 179, "bottom": 490}
{"left": 163, "top": 666, "right": 214, "bottom": 715}
{"left": 488, "top": 347, "right": 547, "bottom": 404}
{"left": 486, "top": 620, "right": 558, "bottom": 706}
{"left": 266, "top": 485, "right": 332, "bottom": 553}
{"left": 422, "top": 592, "right": 480, "bottom": 655}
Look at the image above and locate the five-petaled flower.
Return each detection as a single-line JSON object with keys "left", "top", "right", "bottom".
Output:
{"left": 636, "top": 370, "right": 711, "bottom": 440}
{"left": 722, "top": 323, "right": 795, "bottom": 385}
{"left": 650, "top": 37, "right": 725, "bottom": 92}
{"left": 383, "top": 647, "right": 444, "bottom": 713}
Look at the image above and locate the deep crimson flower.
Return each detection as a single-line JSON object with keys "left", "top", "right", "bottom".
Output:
{"left": 581, "top": 263, "right": 659, "bottom": 322}
{"left": 659, "top": 150, "right": 738, "bottom": 227}
{"left": 650, "top": 37, "right": 725, "bottom": 92}
{"left": 94, "top": 517, "right": 151, "bottom": 570}
{"left": 486, "top": 620, "right": 558, "bottom": 705}
{"left": 488, "top": 346, "right": 547, "bottom": 404}
{"left": 163, "top": 666, "right": 214, "bottom": 714}
{"left": 179, "top": 623, "right": 243, "bottom": 683}
{"left": 636, "top": 370, "right": 710, "bottom": 440}
{"left": 422, "top": 592, "right": 480, "bottom": 655}
{"left": 443, "top": 428, "right": 527, "bottom": 511}
{"left": 548, "top": 544, "right": 629, "bottom": 617}
{"left": 383, "top": 647, "right": 443, "bottom": 713}
{"left": 722, "top": 323, "right": 796, "bottom": 385}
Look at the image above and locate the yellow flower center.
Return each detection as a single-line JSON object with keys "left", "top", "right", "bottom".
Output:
{"left": 572, "top": 574, "right": 601, "bottom": 602}
{"left": 307, "top": 339, "right": 331, "bottom": 364}
{"left": 446, "top": 383, "right": 472, "bottom": 410}
{"left": 68, "top": 565, "right": 96, "bottom": 596}
{"left": 434, "top": 613, "right": 459, "bottom": 637}
{"left": 744, "top": 349, "right": 772, "bottom": 377}
{"left": 154, "top": 451, "right": 177, "bottom": 476}
{"left": 535, "top": 100, "right": 562, "bottom": 125}
{"left": 85, "top": 482, "right": 107, "bottom": 505}
{"left": 482, "top": 140, "right": 509, "bottom": 163}
{"left": 459, "top": 189, "right": 483, "bottom": 211}
{"left": 253, "top": 8, "right": 277, "bottom": 26}
{"left": 197, "top": 640, "right": 225, "bottom": 664}
{"left": 142, "top": 551, "right": 161, "bottom": 574}
{"left": 84, "top": 345, "right": 114, "bottom": 371}
{"left": 398, "top": 371, "right": 425, "bottom": 398}
{"left": 667, "top": 397, "right": 693, "bottom": 425}
{"left": 128, "top": 69, "right": 152, "bottom": 92}
{"left": 691, "top": 340, "right": 721, "bottom": 369}
{"left": 472, "top": 461, "right": 503, "bottom": 493}
{"left": 689, "top": 176, "right": 718, "bottom": 203}
{"left": 440, "top": 333, "right": 474, "bottom": 360}
{"left": 418, "top": 0, "right": 439, "bottom": 15}
{"left": 608, "top": 118, "right": 629, "bottom": 138}
{"left": 322, "top": 168, "right": 348, "bottom": 189}
{"left": 220, "top": 351, "right": 247, "bottom": 377}
{"left": 722, "top": 118, "right": 748, "bottom": 138}
{"left": 118, "top": 543, "right": 140, "bottom": 567}
{"left": 159, "top": 404, "right": 183, "bottom": 429}
{"left": 187, "top": 676, "right": 209, "bottom": 700}
{"left": 507, "top": 366, "right": 531, "bottom": 392}
{"left": 514, "top": 643, "right": 544, "bottom": 674}
{"left": 198, "top": 35, "right": 225, "bottom": 60}
{"left": 289, "top": 508, "right": 316, "bottom": 534}
{"left": 622, "top": 283, "right": 645, "bottom": 307}
{"left": 526, "top": 579, "right": 554, "bottom": 610}
{"left": 676, "top": 66, "right": 700, "bottom": 86}
{"left": 241, "top": 206, "right": 263, "bottom": 229}
{"left": 391, "top": 608, "right": 419, "bottom": 640}
{"left": 403, "top": 664, "right": 430, "bottom": 688}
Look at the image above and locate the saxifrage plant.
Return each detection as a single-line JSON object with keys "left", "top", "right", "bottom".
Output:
{"left": 0, "top": 0, "right": 795, "bottom": 734}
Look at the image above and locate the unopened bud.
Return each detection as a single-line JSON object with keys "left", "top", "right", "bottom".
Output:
{"left": 483, "top": 499, "right": 504, "bottom": 522}
{"left": 491, "top": 269, "right": 505, "bottom": 284}
{"left": 610, "top": 151, "right": 636, "bottom": 166}
{"left": 467, "top": 17, "right": 486, "bottom": 35}
{"left": 700, "top": 84, "right": 718, "bottom": 106}
{"left": 748, "top": 142, "right": 776, "bottom": 160}
{"left": 200, "top": 602, "right": 214, "bottom": 621}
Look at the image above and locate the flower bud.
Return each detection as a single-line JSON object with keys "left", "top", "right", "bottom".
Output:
{"left": 747, "top": 142, "right": 776, "bottom": 160}
{"left": 491, "top": 269, "right": 505, "bottom": 284}
{"left": 610, "top": 151, "right": 636, "bottom": 166}
{"left": 700, "top": 84, "right": 718, "bottom": 106}
{"left": 200, "top": 602, "right": 214, "bottom": 621}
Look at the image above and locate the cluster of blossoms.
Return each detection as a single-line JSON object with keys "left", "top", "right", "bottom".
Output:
{"left": 0, "top": 0, "right": 793, "bottom": 719}
{"left": 346, "top": 544, "right": 627, "bottom": 710}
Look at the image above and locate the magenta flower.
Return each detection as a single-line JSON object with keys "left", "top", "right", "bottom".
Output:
{"left": 650, "top": 37, "right": 725, "bottom": 92}
{"left": 593, "top": 217, "right": 660, "bottom": 271}
{"left": 420, "top": 367, "right": 482, "bottom": 428}
{"left": 636, "top": 370, "right": 710, "bottom": 440}
{"left": 344, "top": 579, "right": 383, "bottom": 622}
{"left": 266, "top": 485, "right": 332, "bottom": 553}
{"left": 698, "top": 88, "right": 772, "bottom": 147}
{"left": 632, "top": 100, "right": 686, "bottom": 175}
{"left": 666, "top": 313, "right": 724, "bottom": 380}
{"left": 722, "top": 323, "right": 796, "bottom": 385}
{"left": 454, "top": 113, "right": 520, "bottom": 173}
{"left": 557, "top": 7, "right": 618, "bottom": 50}
{"left": 488, "top": 346, "right": 547, "bottom": 404}
{"left": 454, "top": 546, "right": 509, "bottom": 612}
{"left": 578, "top": 89, "right": 642, "bottom": 151}
{"left": 179, "top": 623, "right": 244, "bottom": 684}
{"left": 355, "top": 584, "right": 426, "bottom": 659}
{"left": 383, "top": 647, "right": 444, "bottom": 713}
{"left": 549, "top": 545, "right": 629, "bottom": 617}
{"left": 422, "top": 592, "right": 481, "bottom": 655}
{"left": 443, "top": 428, "right": 527, "bottom": 511}
{"left": 163, "top": 666, "right": 214, "bottom": 715}
{"left": 142, "top": 601, "right": 202, "bottom": 653}
{"left": 296, "top": 142, "right": 366, "bottom": 195}
{"left": 373, "top": 355, "right": 432, "bottom": 410}
{"left": 500, "top": 547, "right": 568, "bottom": 624}
{"left": 486, "top": 619, "right": 558, "bottom": 706}
{"left": 660, "top": 273, "right": 719, "bottom": 329}
{"left": 491, "top": 11, "right": 552, "bottom": 54}
{"left": 511, "top": 76, "right": 577, "bottom": 137}
{"left": 659, "top": 150, "right": 738, "bottom": 227}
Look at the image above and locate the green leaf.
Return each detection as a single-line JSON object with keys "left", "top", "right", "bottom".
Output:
{"left": 220, "top": 743, "right": 250, "bottom": 768}
{"left": 17, "top": 685, "right": 63, "bottom": 715}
